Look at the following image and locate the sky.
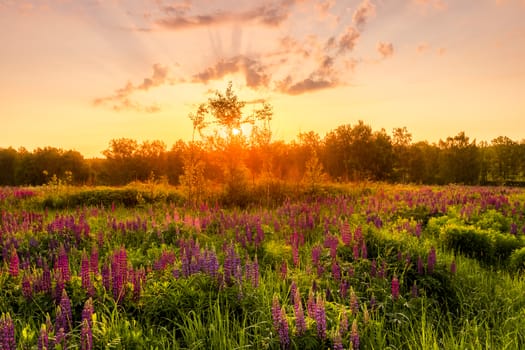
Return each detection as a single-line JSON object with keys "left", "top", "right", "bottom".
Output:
{"left": 1, "top": 0, "right": 524, "bottom": 157}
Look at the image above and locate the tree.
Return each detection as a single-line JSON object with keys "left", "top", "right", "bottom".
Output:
{"left": 392, "top": 127, "right": 412, "bottom": 183}
{"left": 438, "top": 132, "right": 480, "bottom": 185}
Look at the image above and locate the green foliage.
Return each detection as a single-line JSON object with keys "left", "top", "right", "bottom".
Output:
{"left": 509, "top": 247, "right": 525, "bottom": 272}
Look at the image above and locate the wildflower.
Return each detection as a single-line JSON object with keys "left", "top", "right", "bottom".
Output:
{"left": 339, "top": 309, "right": 349, "bottom": 335}
{"left": 272, "top": 296, "right": 281, "bottom": 331}
{"left": 57, "top": 245, "right": 70, "bottom": 282}
{"left": 341, "top": 222, "right": 352, "bottom": 245}
{"left": 56, "top": 289, "right": 72, "bottom": 334}
{"left": 38, "top": 324, "right": 49, "bottom": 350}
{"left": 333, "top": 332, "right": 343, "bottom": 350}
{"left": 350, "top": 318, "right": 360, "bottom": 350}
{"left": 9, "top": 250, "right": 19, "bottom": 277}
{"left": 450, "top": 259, "right": 457, "bottom": 274}
{"left": 370, "top": 259, "right": 377, "bottom": 277}
{"left": 279, "top": 307, "right": 290, "bottom": 349}
{"left": 349, "top": 288, "right": 359, "bottom": 315}
{"left": 80, "top": 319, "right": 93, "bottom": 350}
{"left": 391, "top": 276, "right": 400, "bottom": 300}
{"left": 292, "top": 287, "right": 306, "bottom": 335}
{"left": 22, "top": 273, "right": 32, "bottom": 298}
{"left": 0, "top": 313, "right": 16, "bottom": 350}
{"left": 315, "top": 295, "right": 327, "bottom": 340}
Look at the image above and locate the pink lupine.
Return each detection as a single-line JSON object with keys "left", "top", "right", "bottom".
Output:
{"left": 450, "top": 259, "right": 457, "bottom": 274}
{"left": 8, "top": 250, "right": 19, "bottom": 277}
{"left": 341, "top": 222, "right": 352, "bottom": 246}
{"left": 315, "top": 295, "right": 327, "bottom": 340}
{"left": 292, "top": 287, "right": 306, "bottom": 335}
{"left": 427, "top": 246, "right": 436, "bottom": 274}
{"left": 391, "top": 276, "right": 400, "bottom": 300}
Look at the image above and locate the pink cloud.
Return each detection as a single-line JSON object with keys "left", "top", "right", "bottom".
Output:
{"left": 377, "top": 42, "right": 394, "bottom": 58}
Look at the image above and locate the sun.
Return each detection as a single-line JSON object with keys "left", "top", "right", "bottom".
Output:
{"left": 232, "top": 128, "right": 241, "bottom": 136}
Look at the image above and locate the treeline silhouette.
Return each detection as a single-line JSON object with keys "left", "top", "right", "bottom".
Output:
{"left": 1, "top": 122, "right": 523, "bottom": 187}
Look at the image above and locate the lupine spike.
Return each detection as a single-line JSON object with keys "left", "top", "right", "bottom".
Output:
{"left": 350, "top": 318, "right": 360, "bottom": 350}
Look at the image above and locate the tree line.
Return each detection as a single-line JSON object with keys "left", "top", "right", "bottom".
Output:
{"left": 1, "top": 125, "right": 523, "bottom": 188}
{"left": 1, "top": 84, "right": 524, "bottom": 188}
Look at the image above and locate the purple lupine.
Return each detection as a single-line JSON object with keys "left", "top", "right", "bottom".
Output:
{"left": 56, "top": 289, "right": 72, "bottom": 334}
{"left": 102, "top": 264, "right": 111, "bottom": 292}
{"left": 42, "top": 265, "right": 52, "bottom": 294}
{"left": 54, "top": 327, "right": 67, "bottom": 349}
{"left": 307, "top": 290, "right": 316, "bottom": 319}
{"left": 56, "top": 246, "right": 70, "bottom": 282}
{"left": 9, "top": 250, "right": 19, "bottom": 277}
{"left": 279, "top": 307, "right": 290, "bottom": 349}
{"left": 339, "top": 279, "right": 349, "bottom": 299}
{"left": 81, "top": 252, "right": 93, "bottom": 296}
{"left": 391, "top": 276, "right": 400, "bottom": 300}
{"left": 341, "top": 222, "right": 352, "bottom": 246}
{"left": 311, "top": 245, "right": 322, "bottom": 266}
{"left": 292, "top": 244, "right": 300, "bottom": 267}
{"left": 80, "top": 319, "right": 93, "bottom": 350}
{"left": 54, "top": 273, "right": 65, "bottom": 304}
{"left": 272, "top": 296, "right": 282, "bottom": 331}
{"left": 22, "top": 273, "right": 32, "bottom": 298}
{"left": 427, "top": 247, "right": 436, "bottom": 274}
{"left": 370, "top": 259, "right": 377, "bottom": 277}
{"left": 333, "top": 332, "right": 343, "bottom": 350}
{"left": 450, "top": 259, "right": 457, "bottom": 274}
{"left": 332, "top": 261, "right": 341, "bottom": 281}
{"left": 90, "top": 246, "right": 99, "bottom": 275}
{"left": 292, "top": 287, "right": 306, "bottom": 335}
{"left": 378, "top": 260, "right": 386, "bottom": 279}
{"left": 0, "top": 313, "right": 16, "bottom": 350}
{"left": 350, "top": 318, "right": 360, "bottom": 350}
{"left": 38, "top": 324, "right": 49, "bottom": 350}
{"left": 82, "top": 298, "right": 94, "bottom": 329}
{"left": 280, "top": 261, "right": 288, "bottom": 280}
{"left": 315, "top": 295, "right": 327, "bottom": 340}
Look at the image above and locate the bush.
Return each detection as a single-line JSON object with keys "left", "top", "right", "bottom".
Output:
{"left": 509, "top": 247, "right": 525, "bottom": 272}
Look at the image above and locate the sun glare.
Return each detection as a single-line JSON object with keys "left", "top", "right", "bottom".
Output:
{"left": 232, "top": 128, "right": 241, "bottom": 136}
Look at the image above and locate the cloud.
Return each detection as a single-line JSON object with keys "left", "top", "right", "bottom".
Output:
{"left": 377, "top": 42, "right": 394, "bottom": 58}
{"left": 192, "top": 55, "right": 270, "bottom": 88}
{"left": 338, "top": 26, "right": 360, "bottom": 54}
{"left": 352, "top": 0, "right": 376, "bottom": 29}
{"left": 412, "top": 0, "right": 447, "bottom": 10}
{"left": 93, "top": 63, "right": 170, "bottom": 112}
{"left": 155, "top": 0, "right": 302, "bottom": 30}
{"left": 278, "top": 55, "right": 339, "bottom": 95}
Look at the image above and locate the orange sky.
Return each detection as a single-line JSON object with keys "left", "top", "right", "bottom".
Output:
{"left": 1, "top": 0, "right": 524, "bottom": 157}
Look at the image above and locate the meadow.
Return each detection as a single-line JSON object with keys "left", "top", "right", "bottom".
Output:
{"left": 0, "top": 183, "right": 524, "bottom": 349}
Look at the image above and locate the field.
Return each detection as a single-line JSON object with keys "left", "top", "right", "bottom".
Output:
{"left": 1, "top": 184, "right": 524, "bottom": 349}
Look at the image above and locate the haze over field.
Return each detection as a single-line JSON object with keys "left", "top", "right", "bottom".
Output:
{"left": 1, "top": 0, "right": 524, "bottom": 157}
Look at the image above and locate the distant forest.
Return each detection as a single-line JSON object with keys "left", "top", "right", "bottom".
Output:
{"left": 1, "top": 122, "right": 524, "bottom": 187}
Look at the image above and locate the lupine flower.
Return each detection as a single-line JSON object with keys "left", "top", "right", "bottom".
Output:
{"left": 279, "top": 307, "right": 290, "bottom": 349}
{"left": 54, "top": 327, "right": 67, "bottom": 349}
{"left": 391, "top": 276, "right": 400, "bottom": 300}
{"left": 332, "top": 261, "right": 341, "bottom": 281}
{"left": 341, "top": 222, "right": 352, "bottom": 245}
{"left": 307, "top": 290, "right": 316, "bottom": 319}
{"left": 38, "top": 324, "right": 49, "bottom": 350}
{"left": 370, "top": 259, "right": 377, "bottom": 277}
{"left": 315, "top": 295, "right": 327, "bottom": 340}
{"left": 90, "top": 246, "right": 99, "bottom": 275}
{"left": 82, "top": 298, "right": 94, "bottom": 329}
{"left": 80, "top": 319, "right": 93, "bottom": 350}
{"left": 280, "top": 261, "right": 288, "bottom": 280}
{"left": 333, "top": 332, "right": 343, "bottom": 350}
{"left": 0, "top": 313, "right": 16, "bottom": 350}
{"left": 339, "top": 309, "right": 349, "bottom": 336}
{"left": 56, "top": 289, "right": 72, "bottom": 334}
{"left": 450, "top": 259, "right": 457, "bottom": 274}
{"left": 292, "top": 287, "right": 306, "bottom": 335}
{"left": 311, "top": 245, "right": 322, "bottom": 266}
{"left": 22, "top": 273, "right": 33, "bottom": 298}
{"left": 350, "top": 288, "right": 359, "bottom": 315}
{"left": 9, "top": 250, "right": 19, "bottom": 277}
{"left": 81, "top": 252, "right": 93, "bottom": 296}
{"left": 56, "top": 245, "right": 70, "bottom": 282}
{"left": 272, "top": 296, "right": 281, "bottom": 331}
{"left": 350, "top": 318, "right": 360, "bottom": 350}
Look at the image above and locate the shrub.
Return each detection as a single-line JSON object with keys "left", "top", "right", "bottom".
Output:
{"left": 509, "top": 247, "right": 525, "bottom": 272}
